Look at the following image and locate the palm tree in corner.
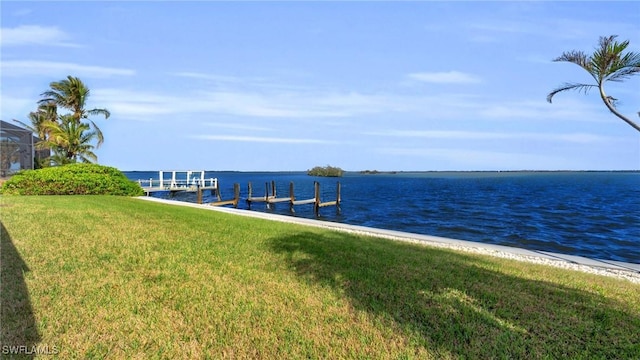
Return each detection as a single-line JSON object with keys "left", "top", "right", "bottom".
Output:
{"left": 39, "top": 75, "right": 110, "bottom": 146}
{"left": 547, "top": 35, "right": 640, "bottom": 132}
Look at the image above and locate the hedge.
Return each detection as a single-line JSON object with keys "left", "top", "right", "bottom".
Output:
{"left": 0, "top": 163, "right": 144, "bottom": 196}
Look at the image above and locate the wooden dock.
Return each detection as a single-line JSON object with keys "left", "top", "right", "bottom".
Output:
{"left": 137, "top": 172, "right": 341, "bottom": 216}
{"left": 245, "top": 180, "right": 341, "bottom": 216}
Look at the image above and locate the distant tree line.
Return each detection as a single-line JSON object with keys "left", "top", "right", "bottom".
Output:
{"left": 359, "top": 170, "right": 398, "bottom": 175}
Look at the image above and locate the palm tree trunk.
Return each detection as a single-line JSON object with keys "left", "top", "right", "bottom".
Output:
{"left": 599, "top": 86, "right": 640, "bottom": 132}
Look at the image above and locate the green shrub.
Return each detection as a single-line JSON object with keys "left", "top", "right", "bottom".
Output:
{"left": 307, "top": 165, "right": 344, "bottom": 177}
{"left": 0, "top": 163, "right": 144, "bottom": 196}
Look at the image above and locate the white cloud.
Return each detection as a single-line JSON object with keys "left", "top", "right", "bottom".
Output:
{"left": 467, "top": 18, "right": 634, "bottom": 42}
{"left": 87, "top": 64, "right": 628, "bottom": 130}
{"left": 201, "top": 91, "right": 352, "bottom": 118}
{"left": 366, "top": 130, "right": 496, "bottom": 139}
{"left": 408, "top": 71, "right": 481, "bottom": 84}
{"left": 93, "top": 87, "right": 405, "bottom": 120}
{"left": 172, "top": 72, "right": 238, "bottom": 82}
{"left": 204, "top": 122, "right": 272, "bottom": 132}
{"left": 0, "top": 25, "right": 79, "bottom": 47}
{"left": 477, "top": 99, "right": 611, "bottom": 123}
{"left": 12, "top": 9, "right": 33, "bottom": 17}
{"left": 0, "top": 94, "right": 37, "bottom": 120}
{"left": 1, "top": 60, "right": 135, "bottom": 78}
{"left": 170, "top": 72, "right": 311, "bottom": 93}
{"left": 365, "top": 130, "right": 613, "bottom": 143}
{"left": 191, "top": 135, "right": 333, "bottom": 144}
{"left": 171, "top": 72, "right": 267, "bottom": 85}
{"left": 377, "top": 147, "right": 575, "bottom": 170}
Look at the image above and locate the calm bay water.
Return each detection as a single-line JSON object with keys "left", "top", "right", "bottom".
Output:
{"left": 125, "top": 171, "right": 640, "bottom": 264}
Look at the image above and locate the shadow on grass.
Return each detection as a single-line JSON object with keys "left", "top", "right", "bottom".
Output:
{"left": 1, "top": 221, "right": 40, "bottom": 358}
{"left": 270, "top": 231, "right": 640, "bottom": 358}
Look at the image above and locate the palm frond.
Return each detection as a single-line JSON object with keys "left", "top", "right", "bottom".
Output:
{"left": 79, "top": 129, "right": 98, "bottom": 144}
{"left": 546, "top": 83, "right": 597, "bottom": 103}
{"left": 38, "top": 93, "right": 64, "bottom": 107}
{"left": 553, "top": 50, "right": 592, "bottom": 71}
{"left": 87, "top": 108, "right": 111, "bottom": 119}
{"left": 12, "top": 118, "right": 36, "bottom": 133}
{"left": 34, "top": 139, "right": 50, "bottom": 151}
{"left": 607, "top": 67, "right": 640, "bottom": 82}
{"left": 40, "top": 76, "right": 91, "bottom": 118}
{"left": 48, "top": 152, "right": 73, "bottom": 166}
{"left": 88, "top": 119, "right": 104, "bottom": 147}
{"left": 605, "top": 52, "right": 640, "bottom": 82}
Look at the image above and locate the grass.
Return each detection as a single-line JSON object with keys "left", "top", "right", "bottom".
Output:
{"left": 1, "top": 195, "right": 639, "bottom": 359}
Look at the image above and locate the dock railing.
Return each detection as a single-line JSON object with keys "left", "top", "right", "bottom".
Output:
{"left": 137, "top": 177, "right": 218, "bottom": 191}
{"left": 137, "top": 171, "right": 218, "bottom": 194}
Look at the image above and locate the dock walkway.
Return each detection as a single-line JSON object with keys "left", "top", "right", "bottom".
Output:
{"left": 137, "top": 170, "right": 218, "bottom": 196}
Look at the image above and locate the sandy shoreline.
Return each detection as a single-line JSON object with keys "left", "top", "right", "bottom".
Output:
{"left": 136, "top": 197, "right": 640, "bottom": 284}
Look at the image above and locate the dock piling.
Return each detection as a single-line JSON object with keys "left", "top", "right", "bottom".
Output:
{"left": 314, "top": 181, "right": 320, "bottom": 216}
{"left": 289, "top": 182, "right": 295, "bottom": 213}
{"left": 245, "top": 180, "right": 341, "bottom": 216}
{"left": 210, "top": 183, "right": 240, "bottom": 208}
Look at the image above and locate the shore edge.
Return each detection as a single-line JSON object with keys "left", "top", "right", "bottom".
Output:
{"left": 135, "top": 196, "right": 640, "bottom": 283}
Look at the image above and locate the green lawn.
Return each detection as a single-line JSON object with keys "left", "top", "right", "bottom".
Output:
{"left": 1, "top": 196, "right": 639, "bottom": 359}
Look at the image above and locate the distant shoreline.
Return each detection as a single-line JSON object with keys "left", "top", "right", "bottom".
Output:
{"left": 122, "top": 169, "right": 640, "bottom": 174}
{"left": 358, "top": 169, "right": 640, "bottom": 174}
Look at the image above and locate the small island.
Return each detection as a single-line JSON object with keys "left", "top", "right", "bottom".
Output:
{"left": 307, "top": 165, "right": 344, "bottom": 177}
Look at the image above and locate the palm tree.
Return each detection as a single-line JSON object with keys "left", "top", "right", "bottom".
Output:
{"left": 39, "top": 75, "right": 110, "bottom": 146}
{"left": 13, "top": 102, "right": 58, "bottom": 142}
{"left": 40, "top": 115, "right": 99, "bottom": 165}
{"left": 13, "top": 102, "right": 59, "bottom": 168}
{"left": 547, "top": 35, "right": 640, "bottom": 132}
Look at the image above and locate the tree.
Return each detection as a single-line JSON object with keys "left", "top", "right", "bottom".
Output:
{"left": 307, "top": 165, "right": 344, "bottom": 177}
{"left": 15, "top": 75, "right": 111, "bottom": 165}
{"left": 40, "top": 115, "right": 99, "bottom": 165}
{"left": 39, "top": 75, "right": 110, "bottom": 146}
{"left": 547, "top": 35, "right": 640, "bottom": 132}
{"left": 12, "top": 102, "right": 58, "bottom": 168}
{"left": 13, "top": 102, "right": 57, "bottom": 142}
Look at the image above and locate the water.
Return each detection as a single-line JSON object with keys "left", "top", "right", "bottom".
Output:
{"left": 125, "top": 171, "right": 640, "bottom": 264}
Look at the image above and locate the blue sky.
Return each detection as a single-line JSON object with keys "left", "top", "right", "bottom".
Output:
{"left": 2, "top": 1, "right": 639, "bottom": 171}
